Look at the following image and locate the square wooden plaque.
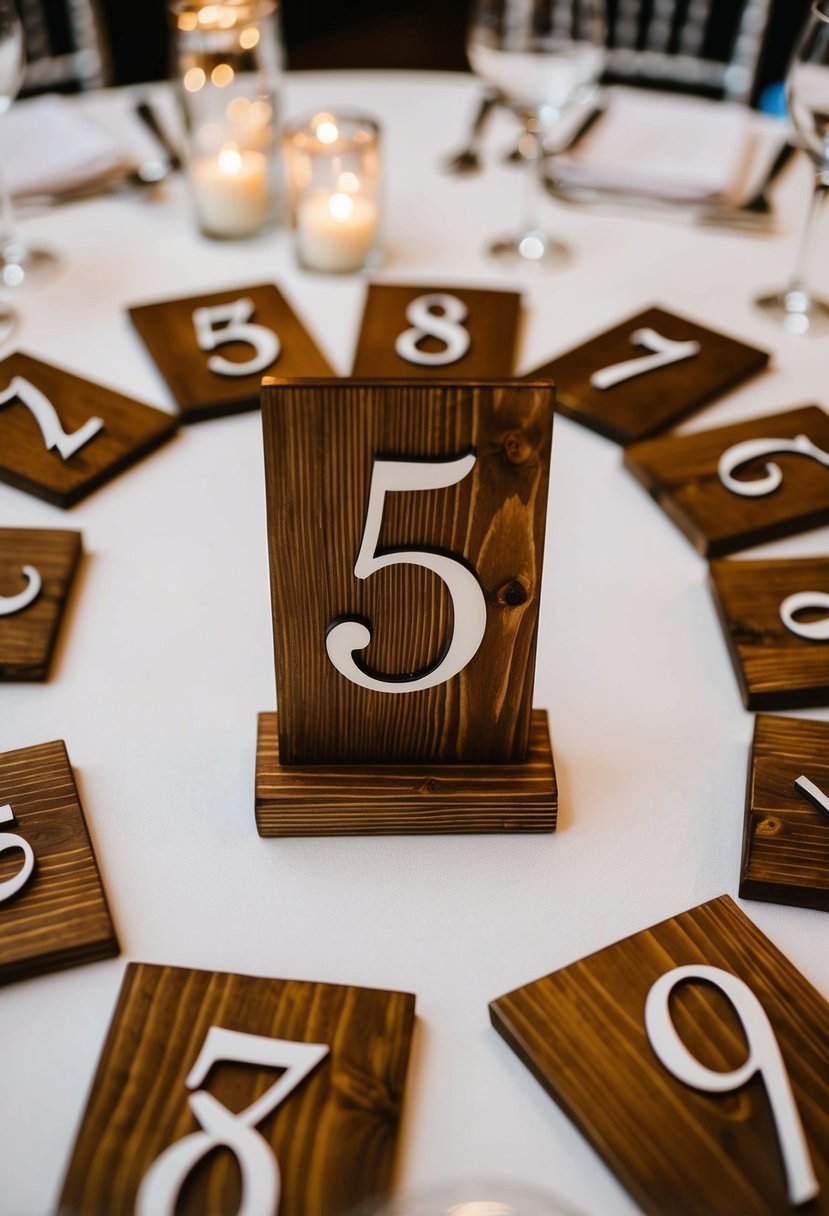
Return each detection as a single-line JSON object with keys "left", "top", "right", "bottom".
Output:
{"left": 709, "top": 556, "right": 829, "bottom": 709}
{"left": 526, "top": 305, "right": 769, "bottom": 445}
{"left": 261, "top": 379, "right": 554, "bottom": 766}
{"left": 129, "top": 282, "right": 334, "bottom": 422}
{"left": 624, "top": 404, "right": 829, "bottom": 556}
{"left": 255, "top": 709, "right": 557, "bottom": 835}
{"left": 741, "top": 714, "right": 829, "bottom": 912}
{"left": 490, "top": 894, "right": 829, "bottom": 1216}
{"left": 0, "top": 740, "right": 118, "bottom": 985}
{"left": 351, "top": 284, "right": 522, "bottom": 378}
{"left": 0, "top": 527, "right": 82, "bottom": 680}
{"left": 59, "top": 964, "right": 416, "bottom": 1216}
{"left": 0, "top": 351, "right": 177, "bottom": 508}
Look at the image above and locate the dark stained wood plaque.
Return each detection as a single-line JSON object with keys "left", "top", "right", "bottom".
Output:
{"left": 129, "top": 283, "right": 334, "bottom": 422}
{"left": 0, "top": 528, "right": 81, "bottom": 680}
{"left": 490, "top": 895, "right": 829, "bottom": 1216}
{"left": 526, "top": 305, "right": 768, "bottom": 445}
{"left": 351, "top": 284, "right": 522, "bottom": 378}
{"left": 709, "top": 556, "right": 829, "bottom": 709}
{"left": 255, "top": 709, "right": 557, "bottom": 835}
{"left": 741, "top": 715, "right": 829, "bottom": 912}
{"left": 0, "top": 351, "right": 177, "bottom": 508}
{"left": 624, "top": 404, "right": 829, "bottom": 556}
{"left": 261, "top": 379, "right": 554, "bottom": 766}
{"left": 59, "top": 964, "right": 416, "bottom": 1216}
{"left": 0, "top": 740, "right": 118, "bottom": 985}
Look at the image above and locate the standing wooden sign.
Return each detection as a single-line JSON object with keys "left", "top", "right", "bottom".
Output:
{"left": 129, "top": 283, "right": 334, "bottom": 423}
{"left": 351, "top": 284, "right": 522, "bottom": 377}
{"left": 0, "top": 740, "right": 118, "bottom": 985}
{"left": 624, "top": 404, "right": 829, "bottom": 555}
{"left": 526, "top": 305, "right": 769, "bottom": 445}
{"left": 0, "top": 352, "right": 178, "bottom": 507}
{"left": 709, "top": 556, "right": 829, "bottom": 709}
{"left": 490, "top": 895, "right": 829, "bottom": 1216}
{"left": 741, "top": 714, "right": 829, "bottom": 912}
{"left": 59, "top": 965, "right": 416, "bottom": 1216}
{"left": 0, "top": 527, "right": 81, "bottom": 680}
{"left": 258, "top": 378, "right": 556, "bottom": 835}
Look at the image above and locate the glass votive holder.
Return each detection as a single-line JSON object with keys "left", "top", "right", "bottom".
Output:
{"left": 169, "top": 0, "right": 283, "bottom": 239}
{"left": 283, "top": 112, "right": 383, "bottom": 273}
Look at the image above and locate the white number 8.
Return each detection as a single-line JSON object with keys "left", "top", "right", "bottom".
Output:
{"left": 645, "top": 964, "right": 819, "bottom": 1207}
{"left": 394, "top": 293, "right": 471, "bottom": 367}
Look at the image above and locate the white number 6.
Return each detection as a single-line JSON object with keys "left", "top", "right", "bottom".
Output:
{"left": 326, "top": 453, "right": 487, "bottom": 693}
{"left": 0, "top": 803, "right": 36, "bottom": 903}
{"left": 193, "top": 299, "right": 280, "bottom": 378}
{"left": 645, "top": 964, "right": 819, "bottom": 1207}
{"left": 0, "top": 564, "right": 42, "bottom": 616}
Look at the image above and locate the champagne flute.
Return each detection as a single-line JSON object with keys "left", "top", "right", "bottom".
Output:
{"left": 0, "top": 0, "right": 59, "bottom": 291}
{"left": 756, "top": 0, "right": 829, "bottom": 335}
{"left": 467, "top": 0, "right": 606, "bottom": 267}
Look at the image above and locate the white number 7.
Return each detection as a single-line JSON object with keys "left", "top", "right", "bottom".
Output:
{"left": 326, "top": 452, "right": 487, "bottom": 694}
{"left": 193, "top": 299, "right": 280, "bottom": 378}
{"left": 645, "top": 965, "right": 819, "bottom": 1207}
{"left": 589, "top": 327, "right": 701, "bottom": 390}
{"left": 137, "top": 1028, "right": 329, "bottom": 1216}
{"left": 0, "top": 377, "right": 103, "bottom": 460}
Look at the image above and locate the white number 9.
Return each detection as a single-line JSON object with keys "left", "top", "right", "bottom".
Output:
{"left": 645, "top": 964, "right": 819, "bottom": 1207}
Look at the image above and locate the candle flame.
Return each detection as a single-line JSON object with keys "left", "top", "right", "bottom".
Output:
{"left": 328, "top": 192, "right": 354, "bottom": 222}
{"left": 316, "top": 121, "right": 339, "bottom": 144}
{"left": 218, "top": 145, "right": 243, "bottom": 175}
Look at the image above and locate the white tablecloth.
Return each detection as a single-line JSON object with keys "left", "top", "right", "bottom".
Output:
{"left": 2, "top": 71, "right": 829, "bottom": 1216}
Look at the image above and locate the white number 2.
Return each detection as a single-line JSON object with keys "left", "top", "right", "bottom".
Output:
{"left": 0, "top": 376, "right": 103, "bottom": 460}
{"left": 0, "top": 803, "right": 36, "bottom": 903}
{"left": 326, "top": 453, "right": 487, "bottom": 694}
{"left": 719, "top": 433, "right": 829, "bottom": 498}
{"left": 645, "top": 965, "right": 819, "bottom": 1207}
{"left": 193, "top": 299, "right": 281, "bottom": 378}
{"left": 780, "top": 591, "right": 829, "bottom": 641}
{"left": 137, "top": 1028, "right": 329, "bottom": 1216}
{"left": 589, "top": 328, "right": 701, "bottom": 390}
{"left": 394, "top": 293, "right": 471, "bottom": 367}
{"left": 0, "top": 564, "right": 41, "bottom": 616}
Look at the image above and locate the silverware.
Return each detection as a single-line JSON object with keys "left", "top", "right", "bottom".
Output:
{"left": 441, "top": 90, "right": 501, "bottom": 174}
{"left": 135, "top": 99, "right": 183, "bottom": 172}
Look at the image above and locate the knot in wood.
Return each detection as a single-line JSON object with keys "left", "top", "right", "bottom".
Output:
{"left": 756, "top": 815, "right": 782, "bottom": 837}
{"left": 502, "top": 430, "right": 532, "bottom": 465}
{"left": 499, "top": 579, "right": 529, "bottom": 607}
{"left": 419, "top": 778, "right": 439, "bottom": 795}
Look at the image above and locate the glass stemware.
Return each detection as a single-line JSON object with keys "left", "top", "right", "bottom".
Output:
{"left": 466, "top": 0, "right": 606, "bottom": 268}
{"left": 756, "top": 0, "right": 829, "bottom": 335}
{"left": 0, "top": 0, "right": 59, "bottom": 292}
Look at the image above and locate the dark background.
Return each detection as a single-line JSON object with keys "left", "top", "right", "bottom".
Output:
{"left": 99, "top": 0, "right": 812, "bottom": 106}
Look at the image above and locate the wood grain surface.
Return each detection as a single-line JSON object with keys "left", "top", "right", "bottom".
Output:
{"left": 0, "top": 351, "right": 178, "bottom": 508}
{"left": 624, "top": 405, "right": 829, "bottom": 555}
{"left": 129, "top": 282, "right": 334, "bottom": 422}
{"left": 351, "top": 284, "right": 522, "bottom": 378}
{"left": 526, "top": 305, "right": 769, "bottom": 445}
{"left": 709, "top": 556, "right": 829, "bottom": 709}
{"left": 59, "top": 964, "right": 416, "bottom": 1216}
{"left": 255, "top": 709, "right": 557, "bottom": 835}
{"left": 741, "top": 714, "right": 829, "bottom": 911}
{"left": 0, "top": 740, "right": 118, "bottom": 985}
{"left": 490, "top": 894, "right": 829, "bottom": 1216}
{"left": 0, "top": 528, "right": 81, "bottom": 680}
{"left": 262, "top": 379, "right": 554, "bottom": 765}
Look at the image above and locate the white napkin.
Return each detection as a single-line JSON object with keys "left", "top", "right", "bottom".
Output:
{"left": 552, "top": 91, "right": 756, "bottom": 202}
{"left": 0, "top": 94, "right": 129, "bottom": 198}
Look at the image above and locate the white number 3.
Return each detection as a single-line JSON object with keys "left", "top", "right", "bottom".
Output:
{"left": 193, "top": 299, "right": 281, "bottom": 378}
{"left": 137, "top": 1028, "right": 328, "bottom": 1216}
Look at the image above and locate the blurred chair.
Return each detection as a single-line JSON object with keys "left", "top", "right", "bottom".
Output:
{"left": 19, "top": 0, "right": 109, "bottom": 93}
{"left": 601, "top": 0, "right": 773, "bottom": 102}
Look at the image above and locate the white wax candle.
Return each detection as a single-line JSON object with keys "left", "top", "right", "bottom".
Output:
{"left": 190, "top": 146, "right": 269, "bottom": 238}
{"left": 296, "top": 190, "right": 379, "bottom": 272}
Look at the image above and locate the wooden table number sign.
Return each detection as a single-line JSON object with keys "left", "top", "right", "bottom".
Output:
{"left": 256, "top": 378, "right": 557, "bottom": 835}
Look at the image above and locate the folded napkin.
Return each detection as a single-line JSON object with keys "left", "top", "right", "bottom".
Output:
{"left": 0, "top": 94, "right": 129, "bottom": 198}
{"left": 552, "top": 91, "right": 755, "bottom": 202}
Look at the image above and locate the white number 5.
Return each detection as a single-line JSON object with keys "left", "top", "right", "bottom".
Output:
{"left": 193, "top": 299, "right": 280, "bottom": 378}
{"left": 0, "top": 803, "right": 35, "bottom": 903}
{"left": 326, "top": 453, "right": 487, "bottom": 693}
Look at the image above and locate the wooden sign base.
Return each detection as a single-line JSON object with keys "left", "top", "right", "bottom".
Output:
{"left": 255, "top": 710, "right": 557, "bottom": 836}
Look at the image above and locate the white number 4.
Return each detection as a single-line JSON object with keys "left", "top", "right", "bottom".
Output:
{"left": 326, "top": 453, "right": 487, "bottom": 693}
{"left": 193, "top": 299, "right": 280, "bottom": 378}
{"left": 0, "top": 376, "right": 103, "bottom": 460}
{"left": 137, "top": 1028, "right": 329, "bottom": 1216}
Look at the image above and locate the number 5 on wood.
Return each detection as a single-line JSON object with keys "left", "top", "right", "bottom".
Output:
{"left": 326, "top": 452, "right": 487, "bottom": 693}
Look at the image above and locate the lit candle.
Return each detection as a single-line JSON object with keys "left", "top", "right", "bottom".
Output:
{"left": 296, "top": 189, "right": 379, "bottom": 272}
{"left": 190, "top": 144, "right": 269, "bottom": 239}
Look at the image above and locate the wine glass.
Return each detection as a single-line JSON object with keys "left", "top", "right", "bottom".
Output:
{"left": 0, "top": 0, "right": 59, "bottom": 291}
{"left": 756, "top": 0, "right": 829, "bottom": 335}
{"left": 466, "top": 0, "right": 606, "bottom": 268}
